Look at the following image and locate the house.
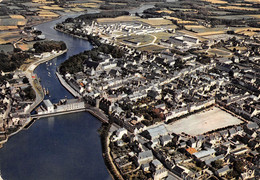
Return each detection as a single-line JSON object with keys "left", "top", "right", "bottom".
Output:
{"left": 154, "top": 168, "right": 168, "bottom": 180}
{"left": 138, "top": 150, "right": 154, "bottom": 165}
{"left": 193, "top": 149, "right": 216, "bottom": 160}
{"left": 147, "top": 125, "right": 168, "bottom": 140}
{"left": 141, "top": 163, "right": 150, "bottom": 173}
{"left": 217, "top": 165, "right": 230, "bottom": 177}
{"left": 187, "top": 138, "right": 197, "bottom": 148}
{"left": 246, "top": 122, "right": 259, "bottom": 130}
{"left": 112, "top": 128, "right": 127, "bottom": 142}
{"left": 43, "top": 99, "right": 54, "bottom": 113}
{"left": 159, "top": 135, "right": 172, "bottom": 146}
{"left": 151, "top": 159, "right": 163, "bottom": 170}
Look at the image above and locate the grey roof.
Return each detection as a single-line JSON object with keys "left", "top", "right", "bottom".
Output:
{"left": 193, "top": 149, "right": 216, "bottom": 159}
{"left": 147, "top": 125, "right": 168, "bottom": 139}
{"left": 205, "top": 154, "right": 225, "bottom": 165}
{"left": 217, "top": 165, "right": 230, "bottom": 174}
{"left": 247, "top": 122, "right": 259, "bottom": 130}
{"left": 138, "top": 150, "right": 153, "bottom": 160}
{"left": 43, "top": 99, "right": 53, "bottom": 108}
{"left": 152, "top": 159, "right": 162, "bottom": 167}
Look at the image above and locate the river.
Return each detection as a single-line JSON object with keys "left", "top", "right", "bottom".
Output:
{"left": 0, "top": 4, "right": 156, "bottom": 179}
{"left": 0, "top": 15, "right": 111, "bottom": 180}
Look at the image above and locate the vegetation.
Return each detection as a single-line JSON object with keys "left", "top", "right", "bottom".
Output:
{"left": 22, "top": 86, "right": 36, "bottom": 100}
{"left": 73, "top": 11, "right": 130, "bottom": 24}
{"left": 0, "top": 52, "right": 29, "bottom": 72}
{"left": 33, "top": 40, "right": 67, "bottom": 53}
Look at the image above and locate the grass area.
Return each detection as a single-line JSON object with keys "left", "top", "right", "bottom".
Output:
{"left": 138, "top": 18, "right": 173, "bottom": 26}
{"left": 71, "top": 8, "right": 86, "bottom": 12}
{"left": 117, "top": 34, "right": 155, "bottom": 46}
{"left": 151, "top": 32, "right": 173, "bottom": 43}
{"left": 137, "top": 44, "right": 167, "bottom": 52}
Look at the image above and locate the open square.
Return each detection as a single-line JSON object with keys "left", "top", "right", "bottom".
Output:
{"left": 166, "top": 107, "right": 243, "bottom": 136}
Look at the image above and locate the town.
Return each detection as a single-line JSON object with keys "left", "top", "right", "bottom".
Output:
{"left": 0, "top": 0, "right": 259, "bottom": 179}
{"left": 54, "top": 10, "right": 260, "bottom": 179}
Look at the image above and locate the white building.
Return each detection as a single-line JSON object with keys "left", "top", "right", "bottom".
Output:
{"left": 43, "top": 99, "right": 54, "bottom": 113}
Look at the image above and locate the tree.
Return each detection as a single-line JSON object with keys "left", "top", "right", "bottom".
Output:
{"left": 22, "top": 77, "right": 29, "bottom": 84}
{"left": 211, "top": 160, "right": 224, "bottom": 169}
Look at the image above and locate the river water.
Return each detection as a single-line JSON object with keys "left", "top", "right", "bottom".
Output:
{"left": 0, "top": 4, "right": 156, "bottom": 179}
{"left": 0, "top": 15, "right": 111, "bottom": 180}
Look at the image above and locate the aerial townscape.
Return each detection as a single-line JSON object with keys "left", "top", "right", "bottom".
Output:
{"left": 0, "top": 0, "right": 260, "bottom": 180}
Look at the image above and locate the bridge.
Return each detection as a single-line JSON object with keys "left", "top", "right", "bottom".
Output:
{"left": 31, "top": 106, "right": 109, "bottom": 124}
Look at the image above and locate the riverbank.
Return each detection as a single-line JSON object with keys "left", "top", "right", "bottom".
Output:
{"left": 54, "top": 26, "right": 89, "bottom": 41}
{"left": 0, "top": 49, "right": 68, "bottom": 147}
{"left": 54, "top": 25, "right": 123, "bottom": 180}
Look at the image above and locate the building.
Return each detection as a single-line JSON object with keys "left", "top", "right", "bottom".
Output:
{"left": 56, "top": 99, "right": 85, "bottom": 112}
{"left": 43, "top": 99, "right": 54, "bottom": 113}
{"left": 138, "top": 150, "right": 154, "bottom": 165}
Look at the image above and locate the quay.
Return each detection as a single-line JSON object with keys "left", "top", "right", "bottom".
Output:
{"left": 31, "top": 98, "right": 109, "bottom": 123}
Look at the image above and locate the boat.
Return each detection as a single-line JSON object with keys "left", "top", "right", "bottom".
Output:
{"left": 43, "top": 87, "right": 47, "bottom": 95}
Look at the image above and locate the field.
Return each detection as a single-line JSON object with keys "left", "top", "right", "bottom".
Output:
{"left": 37, "top": 10, "right": 60, "bottom": 17}
{"left": 137, "top": 44, "right": 167, "bottom": 52}
{"left": 211, "top": 14, "right": 260, "bottom": 20}
{"left": 0, "top": 31, "right": 21, "bottom": 44}
{"left": 0, "top": 26, "right": 18, "bottom": 30}
{"left": 9, "top": 15, "right": 25, "bottom": 19}
{"left": 138, "top": 18, "right": 173, "bottom": 26}
{"left": 218, "top": 6, "right": 259, "bottom": 11}
{"left": 178, "top": 30, "right": 207, "bottom": 41}
{"left": 244, "top": 0, "right": 260, "bottom": 3}
{"left": 156, "top": 10, "right": 174, "bottom": 14}
{"left": 184, "top": 25, "right": 207, "bottom": 33}
{"left": 39, "top": 5, "right": 64, "bottom": 10}
{"left": 164, "top": 16, "right": 198, "bottom": 25}
{"left": 97, "top": 16, "right": 139, "bottom": 23}
{"left": 70, "top": 3, "right": 100, "bottom": 8}
{"left": 201, "top": 0, "right": 227, "bottom": 4}
{"left": 166, "top": 107, "right": 243, "bottom": 136}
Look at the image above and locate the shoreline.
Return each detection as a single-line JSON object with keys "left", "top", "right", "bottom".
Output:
{"left": 0, "top": 49, "right": 68, "bottom": 146}
{"left": 54, "top": 26, "right": 123, "bottom": 180}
